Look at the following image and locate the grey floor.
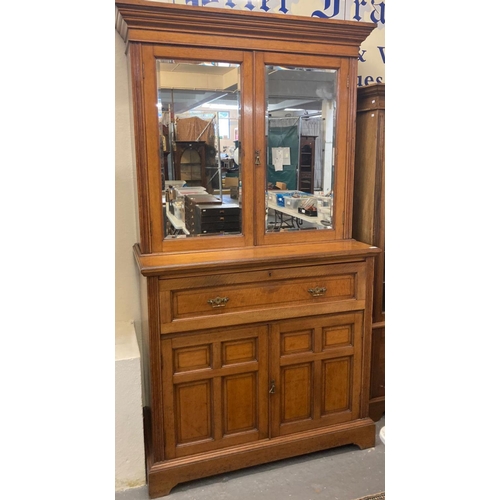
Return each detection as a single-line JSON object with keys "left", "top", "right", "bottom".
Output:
{"left": 116, "top": 416, "right": 385, "bottom": 500}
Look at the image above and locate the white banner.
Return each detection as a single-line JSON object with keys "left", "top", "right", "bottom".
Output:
{"left": 148, "top": 1, "right": 385, "bottom": 86}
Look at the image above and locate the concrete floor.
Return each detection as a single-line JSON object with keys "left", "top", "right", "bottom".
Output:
{"left": 116, "top": 416, "right": 385, "bottom": 500}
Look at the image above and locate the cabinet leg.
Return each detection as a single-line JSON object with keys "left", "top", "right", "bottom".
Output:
{"left": 148, "top": 474, "right": 177, "bottom": 499}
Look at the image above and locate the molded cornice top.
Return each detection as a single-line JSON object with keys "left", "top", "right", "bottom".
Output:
{"left": 115, "top": 0, "right": 375, "bottom": 50}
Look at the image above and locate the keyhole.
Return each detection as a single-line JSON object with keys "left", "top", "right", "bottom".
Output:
{"left": 269, "top": 380, "right": 276, "bottom": 394}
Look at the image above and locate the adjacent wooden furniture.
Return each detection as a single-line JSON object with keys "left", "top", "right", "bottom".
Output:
{"left": 298, "top": 136, "right": 315, "bottom": 193}
{"left": 174, "top": 141, "right": 207, "bottom": 188}
{"left": 352, "top": 83, "right": 385, "bottom": 421}
{"left": 116, "top": 1, "right": 378, "bottom": 497}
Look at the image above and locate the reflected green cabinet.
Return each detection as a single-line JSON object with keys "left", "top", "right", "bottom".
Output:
{"left": 116, "top": 1, "right": 379, "bottom": 497}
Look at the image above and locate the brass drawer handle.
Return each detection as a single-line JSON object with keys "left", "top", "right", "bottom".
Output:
{"left": 308, "top": 287, "right": 327, "bottom": 297}
{"left": 207, "top": 296, "right": 229, "bottom": 308}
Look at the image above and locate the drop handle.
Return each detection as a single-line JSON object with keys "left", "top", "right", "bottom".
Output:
{"left": 269, "top": 380, "right": 276, "bottom": 394}
{"left": 308, "top": 287, "right": 327, "bottom": 297}
{"left": 207, "top": 296, "right": 229, "bottom": 308}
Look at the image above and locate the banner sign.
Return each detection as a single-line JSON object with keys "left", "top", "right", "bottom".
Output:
{"left": 150, "top": 0, "right": 385, "bottom": 86}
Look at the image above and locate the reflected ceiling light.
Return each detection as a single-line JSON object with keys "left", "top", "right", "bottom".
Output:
{"left": 284, "top": 108, "right": 319, "bottom": 114}
{"left": 197, "top": 103, "right": 239, "bottom": 110}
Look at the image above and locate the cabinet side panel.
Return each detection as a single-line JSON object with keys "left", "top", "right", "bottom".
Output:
{"left": 147, "top": 277, "right": 165, "bottom": 463}
{"left": 139, "top": 274, "right": 151, "bottom": 407}
{"left": 129, "top": 43, "right": 152, "bottom": 253}
{"left": 352, "top": 110, "right": 377, "bottom": 244}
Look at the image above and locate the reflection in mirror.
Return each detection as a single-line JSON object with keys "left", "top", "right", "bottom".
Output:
{"left": 265, "top": 66, "right": 337, "bottom": 233}
{"left": 157, "top": 60, "right": 242, "bottom": 239}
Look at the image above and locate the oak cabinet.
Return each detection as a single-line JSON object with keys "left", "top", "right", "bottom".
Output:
{"left": 352, "top": 83, "right": 385, "bottom": 421}
{"left": 116, "top": 1, "right": 379, "bottom": 497}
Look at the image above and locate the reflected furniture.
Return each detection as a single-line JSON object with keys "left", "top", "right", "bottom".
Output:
{"left": 352, "top": 83, "right": 385, "bottom": 421}
{"left": 174, "top": 141, "right": 207, "bottom": 188}
{"left": 298, "top": 136, "right": 316, "bottom": 193}
{"left": 116, "top": 1, "right": 378, "bottom": 497}
{"left": 267, "top": 201, "right": 328, "bottom": 231}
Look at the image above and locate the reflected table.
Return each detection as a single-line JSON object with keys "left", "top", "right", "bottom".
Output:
{"left": 165, "top": 210, "right": 190, "bottom": 236}
{"left": 267, "top": 201, "right": 330, "bottom": 231}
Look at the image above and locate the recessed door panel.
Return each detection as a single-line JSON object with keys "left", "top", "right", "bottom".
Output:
{"left": 224, "top": 373, "right": 257, "bottom": 434}
{"left": 175, "top": 381, "right": 212, "bottom": 444}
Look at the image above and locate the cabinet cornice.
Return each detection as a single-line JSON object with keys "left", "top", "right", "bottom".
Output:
{"left": 116, "top": 0, "right": 375, "bottom": 52}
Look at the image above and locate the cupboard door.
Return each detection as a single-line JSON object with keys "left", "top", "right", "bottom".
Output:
{"left": 270, "top": 313, "right": 363, "bottom": 437}
{"left": 255, "top": 51, "right": 353, "bottom": 245}
{"left": 161, "top": 325, "right": 269, "bottom": 459}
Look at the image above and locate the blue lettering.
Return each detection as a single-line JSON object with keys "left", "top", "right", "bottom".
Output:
{"left": 260, "top": 0, "right": 270, "bottom": 12}
{"left": 184, "top": 0, "right": 200, "bottom": 5}
{"left": 352, "top": 0, "right": 367, "bottom": 22}
{"left": 202, "top": 0, "right": 219, "bottom": 4}
{"left": 357, "top": 75, "right": 384, "bottom": 87}
{"left": 358, "top": 49, "right": 367, "bottom": 63}
{"left": 278, "top": 0, "right": 289, "bottom": 14}
{"left": 353, "top": 0, "right": 385, "bottom": 25}
{"left": 225, "top": 1, "right": 236, "bottom": 7}
{"left": 311, "top": 0, "right": 341, "bottom": 19}
{"left": 377, "top": 46, "right": 385, "bottom": 64}
{"left": 370, "top": 1, "right": 385, "bottom": 25}
{"left": 245, "top": 1, "right": 256, "bottom": 10}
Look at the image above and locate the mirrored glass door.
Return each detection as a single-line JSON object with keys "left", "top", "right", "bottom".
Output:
{"left": 264, "top": 65, "right": 337, "bottom": 233}
{"left": 157, "top": 60, "right": 242, "bottom": 239}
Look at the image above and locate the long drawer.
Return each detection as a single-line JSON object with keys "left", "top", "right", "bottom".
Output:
{"left": 159, "top": 262, "right": 367, "bottom": 333}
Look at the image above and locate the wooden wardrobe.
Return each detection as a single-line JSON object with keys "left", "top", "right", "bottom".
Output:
{"left": 352, "top": 83, "right": 385, "bottom": 421}
{"left": 116, "top": 1, "right": 378, "bottom": 497}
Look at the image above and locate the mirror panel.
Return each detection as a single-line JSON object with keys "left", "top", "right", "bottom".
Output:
{"left": 264, "top": 65, "right": 337, "bottom": 233}
{"left": 157, "top": 60, "right": 242, "bottom": 239}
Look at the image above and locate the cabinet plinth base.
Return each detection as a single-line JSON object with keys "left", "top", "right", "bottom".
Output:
{"left": 147, "top": 419, "right": 375, "bottom": 498}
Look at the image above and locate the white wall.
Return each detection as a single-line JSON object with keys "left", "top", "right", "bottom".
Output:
{"left": 115, "top": 30, "right": 145, "bottom": 491}
{"left": 116, "top": 321, "right": 146, "bottom": 490}
{"left": 115, "top": 30, "right": 142, "bottom": 326}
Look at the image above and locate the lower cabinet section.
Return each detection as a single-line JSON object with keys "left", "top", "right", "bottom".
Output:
{"left": 150, "top": 311, "right": 373, "bottom": 497}
{"left": 136, "top": 253, "right": 379, "bottom": 498}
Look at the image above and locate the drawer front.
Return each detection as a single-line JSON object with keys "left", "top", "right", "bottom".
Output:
{"left": 159, "top": 262, "right": 366, "bottom": 332}
{"left": 197, "top": 206, "right": 241, "bottom": 216}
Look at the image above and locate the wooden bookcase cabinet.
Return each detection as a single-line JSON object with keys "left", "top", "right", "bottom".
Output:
{"left": 352, "top": 83, "right": 385, "bottom": 421}
{"left": 116, "top": 1, "right": 378, "bottom": 497}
